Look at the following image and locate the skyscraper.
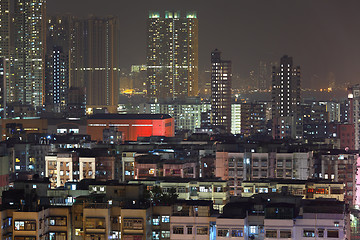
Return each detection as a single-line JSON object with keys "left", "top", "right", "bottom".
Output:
{"left": 46, "top": 16, "right": 72, "bottom": 112}
{"left": 70, "top": 17, "right": 120, "bottom": 113}
{"left": 347, "top": 85, "right": 360, "bottom": 150}
{"left": 0, "top": 58, "right": 5, "bottom": 115}
{"left": 45, "top": 47, "right": 68, "bottom": 112}
{"left": 12, "top": 0, "right": 46, "bottom": 109}
{"left": 0, "top": 0, "right": 10, "bottom": 58}
{"left": 47, "top": 16, "right": 72, "bottom": 56}
{"left": 147, "top": 11, "right": 198, "bottom": 101}
{"left": 211, "top": 49, "right": 232, "bottom": 133}
{"left": 258, "top": 61, "right": 268, "bottom": 90}
{"left": 0, "top": 0, "right": 10, "bottom": 111}
{"left": 271, "top": 55, "right": 302, "bottom": 139}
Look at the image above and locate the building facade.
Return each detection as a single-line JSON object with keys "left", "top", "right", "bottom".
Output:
{"left": 272, "top": 55, "right": 301, "bottom": 139}
{"left": 0, "top": 0, "right": 11, "bottom": 115}
{"left": 45, "top": 15, "right": 73, "bottom": 112}
{"left": 45, "top": 47, "right": 69, "bottom": 112}
{"left": 12, "top": 0, "right": 47, "bottom": 109}
{"left": 216, "top": 151, "right": 314, "bottom": 196}
{"left": 318, "top": 151, "right": 359, "bottom": 205}
{"left": 87, "top": 114, "right": 175, "bottom": 142}
{"left": 348, "top": 85, "right": 360, "bottom": 150}
{"left": 241, "top": 179, "right": 345, "bottom": 201}
{"left": 147, "top": 11, "right": 198, "bottom": 101}
{"left": 240, "top": 102, "right": 266, "bottom": 137}
{"left": 139, "top": 99, "right": 211, "bottom": 132}
{"left": 71, "top": 16, "right": 120, "bottom": 112}
{"left": 211, "top": 49, "right": 232, "bottom": 133}
{"left": 0, "top": 58, "right": 5, "bottom": 114}
{"left": 302, "top": 102, "right": 329, "bottom": 140}
{"left": 130, "top": 179, "right": 229, "bottom": 212}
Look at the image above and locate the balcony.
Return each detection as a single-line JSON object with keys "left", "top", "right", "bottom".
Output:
{"left": 85, "top": 217, "right": 106, "bottom": 233}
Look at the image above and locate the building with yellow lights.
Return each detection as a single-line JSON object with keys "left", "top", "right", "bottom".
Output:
{"left": 12, "top": 0, "right": 47, "bottom": 109}
{"left": 147, "top": 11, "right": 198, "bottom": 101}
{"left": 70, "top": 16, "right": 120, "bottom": 113}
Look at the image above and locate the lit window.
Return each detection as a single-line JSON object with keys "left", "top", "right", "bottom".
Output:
{"left": 152, "top": 218, "right": 160, "bottom": 226}
{"left": 250, "top": 226, "right": 257, "bottom": 234}
{"left": 162, "top": 216, "right": 170, "bottom": 223}
{"left": 218, "top": 229, "right": 229, "bottom": 237}
{"left": 303, "top": 229, "right": 315, "bottom": 237}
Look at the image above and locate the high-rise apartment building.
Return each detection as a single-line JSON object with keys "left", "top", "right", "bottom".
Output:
{"left": 70, "top": 17, "right": 120, "bottom": 113}
{"left": 271, "top": 55, "right": 301, "bottom": 139}
{"left": 348, "top": 85, "right": 360, "bottom": 150}
{"left": 0, "top": 58, "right": 6, "bottom": 114}
{"left": 231, "top": 102, "right": 266, "bottom": 136}
{"left": 211, "top": 49, "right": 232, "bottom": 133}
{"left": 0, "top": 0, "right": 10, "bottom": 58}
{"left": 0, "top": 0, "right": 10, "bottom": 114}
{"left": 45, "top": 16, "right": 72, "bottom": 112}
{"left": 45, "top": 47, "right": 68, "bottom": 112}
{"left": 258, "top": 61, "right": 268, "bottom": 90}
{"left": 147, "top": 11, "right": 198, "bottom": 101}
{"left": 302, "top": 102, "right": 329, "bottom": 141}
{"left": 12, "top": 0, "right": 46, "bottom": 109}
{"left": 47, "top": 16, "right": 72, "bottom": 55}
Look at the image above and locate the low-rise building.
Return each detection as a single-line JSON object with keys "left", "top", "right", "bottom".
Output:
{"left": 0, "top": 179, "right": 350, "bottom": 240}
{"left": 264, "top": 200, "right": 349, "bottom": 239}
{"left": 121, "top": 206, "right": 152, "bottom": 240}
{"left": 317, "top": 150, "right": 359, "bottom": 205}
{"left": 216, "top": 202, "right": 248, "bottom": 240}
{"left": 170, "top": 200, "right": 216, "bottom": 240}
{"left": 152, "top": 206, "right": 172, "bottom": 240}
{"left": 241, "top": 179, "right": 344, "bottom": 201}
{"left": 129, "top": 178, "right": 229, "bottom": 212}
{"left": 46, "top": 151, "right": 119, "bottom": 188}
{"left": 11, "top": 206, "right": 72, "bottom": 240}
{"left": 45, "top": 152, "right": 79, "bottom": 188}
{"left": 216, "top": 151, "right": 314, "bottom": 196}
{"left": 134, "top": 154, "right": 198, "bottom": 180}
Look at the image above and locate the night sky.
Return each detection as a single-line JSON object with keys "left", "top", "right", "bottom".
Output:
{"left": 47, "top": 0, "right": 360, "bottom": 89}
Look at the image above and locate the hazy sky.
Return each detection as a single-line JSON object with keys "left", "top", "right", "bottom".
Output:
{"left": 47, "top": 0, "right": 360, "bottom": 89}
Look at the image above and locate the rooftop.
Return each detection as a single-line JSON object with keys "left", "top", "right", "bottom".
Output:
{"left": 302, "top": 199, "right": 346, "bottom": 214}
{"left": 242, "top": 178, "right": 343, "bottom": 185}
{"left": 88, "top": 113, "right": 172, "bottom": 120}
{"left": 130, "top": 177, "right": 226, "bottom": 183}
